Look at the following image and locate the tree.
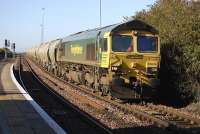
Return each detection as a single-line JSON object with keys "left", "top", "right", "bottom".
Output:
{"left": 134, "top": 0, "right": 200, "bottom": 105}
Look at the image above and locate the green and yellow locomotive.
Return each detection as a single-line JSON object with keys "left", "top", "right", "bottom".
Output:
{"left": 27, "top": 19, "right": 160, "bottom": 99}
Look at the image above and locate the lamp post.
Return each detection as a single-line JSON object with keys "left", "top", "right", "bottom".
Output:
{"left": 100, "top": 0, "right": 102, "bottom": 28}
{"left": 41, "top": 8, "right": 45, "bottom": 45}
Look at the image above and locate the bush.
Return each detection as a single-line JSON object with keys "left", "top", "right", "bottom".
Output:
{"left": 134, "top": 0, "right": 200, "bottom": 106}
{"left": 0, "top": 48, "right": 13, "bottom": 59}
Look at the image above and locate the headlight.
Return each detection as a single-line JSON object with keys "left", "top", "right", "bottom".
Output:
{"left": 111, "top": 66, "right": 118, "bottom": 71}
{"left": 147, "top": 67, "right": 157, "bottom": 74}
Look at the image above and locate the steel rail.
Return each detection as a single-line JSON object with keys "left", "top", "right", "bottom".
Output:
{"left": 22, "top": 56, "right": 113, "bottom": 134}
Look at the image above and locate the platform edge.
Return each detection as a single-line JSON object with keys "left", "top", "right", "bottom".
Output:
{"left": 10, "top": 64, "right": 66, "bottom": 134}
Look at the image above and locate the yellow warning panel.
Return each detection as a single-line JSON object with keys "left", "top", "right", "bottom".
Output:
{"left": 100, "top": 52, "right": 109, "bottom": 68}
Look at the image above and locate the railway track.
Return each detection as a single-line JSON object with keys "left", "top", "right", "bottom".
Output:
{"left": 15, "top": 56, "right": 113, "bottom": 134}
{"left": 25, "top": 56, "right": 200, "bottom": 134}
{"left": 144, "top": 104, "right": 200, "bottom": 129}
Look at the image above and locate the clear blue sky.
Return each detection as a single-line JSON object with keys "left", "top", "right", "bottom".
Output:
{"left": 0, "top": 0, "right": 156, "bottom": 52}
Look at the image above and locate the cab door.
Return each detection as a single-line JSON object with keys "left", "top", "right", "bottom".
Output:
{"left": 100, "top": 32, "right": 110, "bottom": 68}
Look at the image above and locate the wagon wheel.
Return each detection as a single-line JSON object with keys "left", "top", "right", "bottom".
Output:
{"left": 90, "top": 83, "right": 96, "bottom": 93}
{"left": 92, "top": 84, "right": 98, "bottom": 93}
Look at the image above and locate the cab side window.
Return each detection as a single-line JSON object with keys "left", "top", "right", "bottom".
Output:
{"left": 101, "top": 38, "right": 107, "bottom": 52}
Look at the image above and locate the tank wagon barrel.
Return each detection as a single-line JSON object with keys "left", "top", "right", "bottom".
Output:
{"left": 26, "top": 19, "right": 160, "bottom": 99}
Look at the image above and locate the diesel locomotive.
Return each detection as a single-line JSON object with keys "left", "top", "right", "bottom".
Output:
{"left": 27, "top": 19, "right": 160, "bottom": 99}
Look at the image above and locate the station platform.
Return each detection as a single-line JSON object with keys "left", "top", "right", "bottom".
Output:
{"left": 0, "top": 60, "right": 56, "bottom": 134}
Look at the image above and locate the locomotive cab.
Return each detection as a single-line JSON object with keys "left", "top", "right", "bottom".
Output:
{"left": 104, "top": 30, "right": 160, "bottom": 99}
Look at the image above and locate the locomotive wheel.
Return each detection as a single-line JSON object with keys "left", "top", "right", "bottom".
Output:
{"left": 108, "top": 95, "right": 115, "bottom": 100}
{"left": 100, "top": 86, "right": 109, "bottom": 96}
{"left": 108, "top": 91, "right": 115, "bottom": 100}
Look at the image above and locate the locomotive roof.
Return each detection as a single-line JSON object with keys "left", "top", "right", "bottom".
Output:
{"left": 62, "top": 19, "right": 158, "bottom": 42}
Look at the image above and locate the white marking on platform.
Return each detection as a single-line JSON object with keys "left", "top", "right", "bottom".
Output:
{"left": 10, "top": 64, "right": 66, "bottom": 134}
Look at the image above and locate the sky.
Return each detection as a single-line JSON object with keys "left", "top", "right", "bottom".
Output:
{"left": 0, "top": 0, "right": 157, "bottom": 52}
